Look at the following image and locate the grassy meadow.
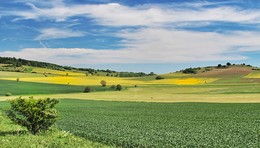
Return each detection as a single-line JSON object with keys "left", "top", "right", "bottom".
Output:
{"left": 0, "top": 65, "right": 260, "bottom": 147}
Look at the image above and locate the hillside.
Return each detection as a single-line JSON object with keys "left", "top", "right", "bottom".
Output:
{"left": 1, "top": 59, "right": 260, "bottom": 148}
{"left": 0, "top": 57, "right": 155, "bottom": 77}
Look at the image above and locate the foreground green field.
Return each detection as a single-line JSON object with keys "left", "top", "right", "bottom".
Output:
{"left": 55, "top": 100, "right": 260, "bottom": 147}
{"left": 1, "top": 99, "right": 259, "bottom": 147}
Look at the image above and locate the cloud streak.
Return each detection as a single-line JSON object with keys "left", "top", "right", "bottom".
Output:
{"left": 35, "top": 28, "right": 86, "bottom": 40}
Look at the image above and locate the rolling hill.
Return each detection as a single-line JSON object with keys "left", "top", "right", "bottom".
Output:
{"left": 0, "top": 58, "right": 260, "bottom": 103}
{"left": 0, "top": 58, "right": 260, "bottom": 147}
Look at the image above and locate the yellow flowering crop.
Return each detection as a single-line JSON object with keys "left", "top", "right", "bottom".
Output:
{"left": 1, "top": 76, "right": 145, "bottom": 86}
{"left": 244, "top": 71, "right": 260, "bottom": 78}
{"left": 148, "top": 78, "right": 218, "bottom": 85}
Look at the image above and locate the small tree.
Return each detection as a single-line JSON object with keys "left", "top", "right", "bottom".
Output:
{"left": 84, "top": 86, "right": 91, "bottom": 93}
{"left": 217, "top": 64, "right": 222, "bottom": 68}
{"left": 100, "top": 80, "right": 106, "bottom": 87}
{"left": 226, "top": 62, "right": 231, "bottom": 66}
{"left": 6, "top": 97, "right": 59, "bottom": 135}
{"left": 155, "top": 75, "right": 165, "bottom": 80}
{"left": 116, "top": 84, "right": 122, "bottom": 91}
{"left": 16, "top": 78, "right": 20, "bottom": 82}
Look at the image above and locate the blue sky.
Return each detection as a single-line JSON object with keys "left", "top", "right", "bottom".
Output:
{"left": 1, "top": 0, "right": 260, "bottom": 73}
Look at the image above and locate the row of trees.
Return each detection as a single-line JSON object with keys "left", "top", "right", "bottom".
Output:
{"left": 217, "top": 62, "right": 252, "bottom": 68}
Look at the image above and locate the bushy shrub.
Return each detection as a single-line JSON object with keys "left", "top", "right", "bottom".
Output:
{"left": 116, "top": 84, "right": 122, "bottom": 91}
{"left": 100, "top": 80, "right": 107, "bottom": 87}
{"left": 5, "top": 92, "right": 12, "bottom": 96}
{"left": 155, "top": 75, "right": 165, "bottom": 80}
{"left": 84, "top": 87, "right": 91, "bottom": 93}
{"left": 6, "top": 97, "right": 59, "bottom": 134}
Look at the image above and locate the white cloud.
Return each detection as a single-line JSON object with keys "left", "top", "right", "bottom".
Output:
{"left": 2, "top": 29, "right": 260, "bottom": 65}
{"left": 1, "top": 1, "right": 260, "bottom": 67}
{"left": 8, "top": 2, "right": 260, "bottom": 26}
{"left": 35, "top": 28, "right": 86, "bottom": 40}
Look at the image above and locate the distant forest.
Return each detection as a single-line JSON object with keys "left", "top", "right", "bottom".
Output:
{"left": 0, "top": 57, "right": 155, "bottom": 77}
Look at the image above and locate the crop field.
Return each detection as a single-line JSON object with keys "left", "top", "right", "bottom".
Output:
{"left": 2, "top": 83, "right": 260, "bottom": 103}
{"left": 56, "top": 99, "right": 260, "bottom": 147}
{"left": 245, "top": 71, "right": 260, "bottom": 78}
{"left": 0, "top": 79, "right": 114, "bottom": 97}
{"left": 1, "top": 65, "right": 260, "bottom": 147}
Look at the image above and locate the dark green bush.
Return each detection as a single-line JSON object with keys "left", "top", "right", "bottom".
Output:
{"left": 116, "top": 84, "right": 122, "bottom": 91}
{"left": 84, "top": 87, "right": 91, "bottom": 93}
{"left": 5, "top": 92, "right": 12, "bottom": 96}
{"left": 155, "top": 75, "right": 164, "bottom": 80}
{"left": 6, "top": 97, "right": 59, "bottom": 134}
{"left": 100, "top": 80, "right": 107, "bottom": 87}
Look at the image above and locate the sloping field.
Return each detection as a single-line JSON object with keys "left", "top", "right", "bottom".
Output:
{"left": 31, "top": 68, "right": 86, "bottom": 76}
{"left": 196, "top": 67, "right": 252, "bottom": 77}
{"left": 0, "top": 71, "right": 43, "bottom": 78}
{"left": 245, "top": 71, "right": 260, "bottom": 78}
{"left": 149, "top": 78, "right": 218, "bottom": 85}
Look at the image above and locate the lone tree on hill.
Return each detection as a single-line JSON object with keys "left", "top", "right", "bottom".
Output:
{"left": 226, "top": 62, "right": 231, "bottom": 66}
{"left": 100, "top": 80, "right": 107, "bottom": 87}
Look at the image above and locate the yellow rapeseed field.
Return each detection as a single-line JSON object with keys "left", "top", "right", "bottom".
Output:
{"left": 244, "top": 71, "right": 260, "bottom": 78}
{"left": 148, "top": 78, "right": 218, "bottom": 85}
{"left": 0, "top": 76, "right": 218, "bottom": 86}
{"left": 1, "top": 76, "right": 145, "bottom": 86}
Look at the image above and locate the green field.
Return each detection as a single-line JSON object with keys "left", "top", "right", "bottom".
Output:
{"left": 0, "top": 80, "right": 114, "bottom": 97}
{"left": 57, "top": 100, "right": 260, "bottom": 147}
{"left": 1, "top": 99, "right": 259, "bottom": 147}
